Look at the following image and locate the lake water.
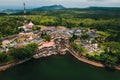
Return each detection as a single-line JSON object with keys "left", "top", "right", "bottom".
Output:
{"left": 0, "top": 54, "right": 120, "bottom": 80}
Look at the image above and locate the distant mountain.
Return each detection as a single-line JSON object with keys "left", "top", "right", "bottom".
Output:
{"left": 88, "top": 6, "right": 120, "bottom": 10}
{"left": 0, "top": 9, "right": 22, "bottom": 14}
{"left": 0, "top": 5, "right": 65, "bottom": 14}
{"left": 32, "top": 5, "right": 65, "bottom": 11}
{"left": 1, "top": 5, "right": 120, "bottom": 14}
{"left": 0, "top": 13, "right": 7, "bottom": 15}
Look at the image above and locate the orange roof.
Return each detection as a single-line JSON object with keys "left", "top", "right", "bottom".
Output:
{"left": 39, "top": 40, "right": 55, "bottom": 49}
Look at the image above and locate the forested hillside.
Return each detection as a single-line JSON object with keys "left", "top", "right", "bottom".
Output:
{"left": 0, "top": 7, "right": 120, "bottom": 41}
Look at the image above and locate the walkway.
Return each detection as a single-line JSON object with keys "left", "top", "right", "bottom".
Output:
{"left": 65, "top": 44, "right": 104, "bottom": 67}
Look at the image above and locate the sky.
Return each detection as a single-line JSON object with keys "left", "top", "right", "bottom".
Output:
{"left": 0, "top": 0, "right": 120, "bottom": 9}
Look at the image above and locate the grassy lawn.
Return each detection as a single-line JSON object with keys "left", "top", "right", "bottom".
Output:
{"left": 96, "top": 31, "right": 110, "bottom": 37}
{"left": 88, "top": 50, "right": 104, "bottom": 56}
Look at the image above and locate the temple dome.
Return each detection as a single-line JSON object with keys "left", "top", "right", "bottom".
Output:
{"left": 27, "top": 21, "right": 34, "bottom": 28}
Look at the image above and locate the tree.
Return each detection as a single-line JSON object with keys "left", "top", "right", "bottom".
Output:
{"left": 95, "top": 36, "right": 105, "bottom": 43}
{"left": 0, "top": 52, "right": 9, "bottom": 63}
{"left": 99, "top": 42, "right": 120, "bottom": 68}
{"left": 69, "top": 33, "right": 78, "bottom": 42}
{"left": 41, "top": 35, "right": 51, "bottom": 42}
{"left": 106, "top": 32, "right": 120, "bottom": 42}
{"left": 72, "top": 33, "right": 78, "bottom": 40}
{"left": 25, "top": 42, "right": 38, "bottom": 54}
{"left": 70, "top": 42, "right": 87, "bottom": 54}
{"left": 80, "top": 34, "right": 89, "bottom": 40}
{"left": 104, "top": 41, "right": 120, "bottom": 54}
{"left": 9, "top": 43, "right": 38, "bottom": 60}
{"left": 10, "top": 48, "right": 29, "bottom": 60}
{"left": 100, "top": 53, "right": 118, "bottom": 68}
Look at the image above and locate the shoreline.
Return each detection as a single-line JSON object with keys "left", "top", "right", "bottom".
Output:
{"left": 0, "top": 52, "right": 120, "bottom": 71}
{"left": 68, "top": 51, "right": 120, "bottom": 71}
{"left": 0, "top": 58, "right": 31, "bottom": 71}
{"left": 68, "top": 51, "right": 104, "bottom": 67}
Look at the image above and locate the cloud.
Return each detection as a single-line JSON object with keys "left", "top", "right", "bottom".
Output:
{"left": 86, "top": 0, "right": 105, "bottom": 1}
{"left": 86, "top": 0, "right": 120, "bottom": 2}
{"left": 0, "top": 0, "right": 120, "bottom": 9}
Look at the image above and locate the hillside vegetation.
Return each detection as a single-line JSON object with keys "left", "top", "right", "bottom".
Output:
{"left": 0, "top": 8, "right": 119, "bottom": 40}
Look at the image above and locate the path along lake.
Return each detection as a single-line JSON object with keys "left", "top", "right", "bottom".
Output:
{"left": 0, "top": 54, "right": 120, "bottom": 80}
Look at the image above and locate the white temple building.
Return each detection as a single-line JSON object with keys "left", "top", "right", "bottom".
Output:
{"left": 26, "top": 21, "right": 35, "bottom": 29}
{"left": 22, "top": 21, "right": 35, "bottom": 32}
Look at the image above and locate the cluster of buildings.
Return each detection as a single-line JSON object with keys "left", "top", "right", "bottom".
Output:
{"left": 33, "top": 27, "right": 70, "bottom": 58}
{"left": 0, "top": 19, "right": 42, "bottom": 52}
{"left": 34, "top": 46, "right": 58, "bottom": 59}
{"left": 84, "top": 44, "right": 100, "bottom": 53}
{"left": 72, "top": 29, "right": 101, "bottom": 53}
{"left": 0, "top": 20, "right": 101, "bottom": 57}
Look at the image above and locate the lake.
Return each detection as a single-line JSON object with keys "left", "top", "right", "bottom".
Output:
{"left": 0, "top": 54, "right": 120, "bottom": 80}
